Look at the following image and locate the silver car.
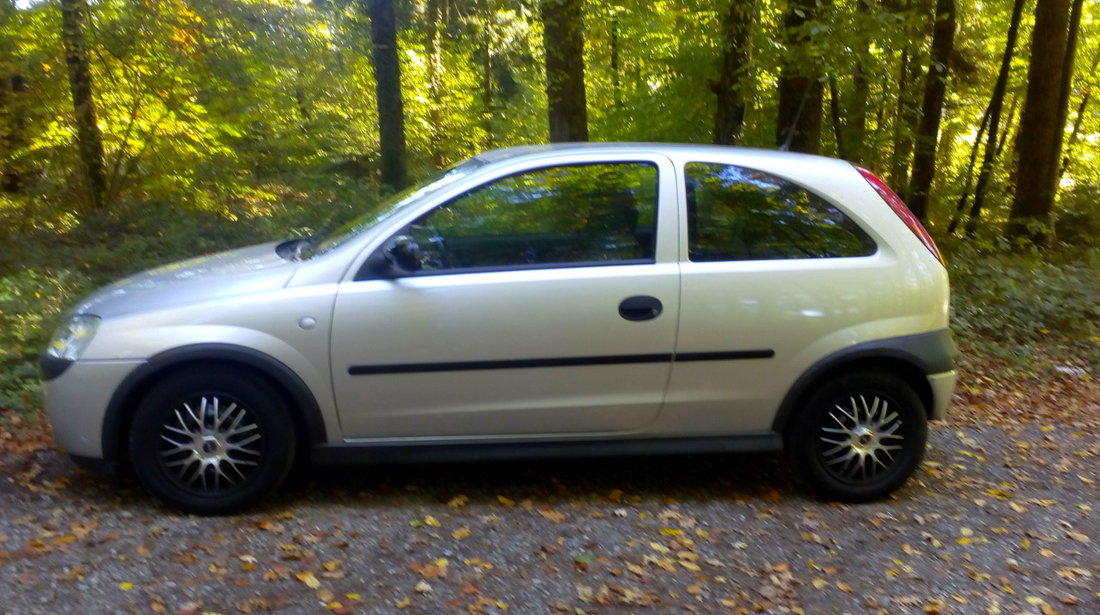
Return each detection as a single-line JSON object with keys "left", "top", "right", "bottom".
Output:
{"left": 42, "top": 144, "right": 956, "bottom": 513}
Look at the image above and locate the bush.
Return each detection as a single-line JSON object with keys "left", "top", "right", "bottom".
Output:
{"left": 948, "top": 243, "right": 1100, "bottom": 374}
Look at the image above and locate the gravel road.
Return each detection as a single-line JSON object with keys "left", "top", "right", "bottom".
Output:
{"left": 1, "top": 406, "right": 1097, "bottom": 615}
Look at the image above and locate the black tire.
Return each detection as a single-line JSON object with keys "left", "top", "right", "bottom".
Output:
{"left": 129, "top": 367, "right": 296, "bottom": 514}
{"left": 787, "top": 371, "right": 927, "bottom": 502}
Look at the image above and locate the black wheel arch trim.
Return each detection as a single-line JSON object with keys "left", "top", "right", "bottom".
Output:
{"left": 101, "top": 344, "right": 328, "bottom": 465}
{"left": 771, "top": 329, "right": 956, "bottom": 435}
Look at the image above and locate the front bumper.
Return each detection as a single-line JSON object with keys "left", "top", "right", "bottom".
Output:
{"left": 44, "top": 359, "right": 144, "bottom": 459}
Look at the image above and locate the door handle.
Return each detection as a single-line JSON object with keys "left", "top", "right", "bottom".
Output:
{"left": 618, "top": 295, "right": 663, "bottom": 322}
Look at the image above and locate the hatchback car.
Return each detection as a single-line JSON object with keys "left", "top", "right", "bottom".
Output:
{"left": 43, "top": 143, "right": 956, "bottom": 513}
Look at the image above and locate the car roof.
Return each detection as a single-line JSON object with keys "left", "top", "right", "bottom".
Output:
{"left": 470, "top": 142, "right": 837, "bottom": 166}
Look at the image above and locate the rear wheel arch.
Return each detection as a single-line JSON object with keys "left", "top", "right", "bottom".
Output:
{"left": 103, "top": 344, "right": 327, "bottom": 466}
{"left": 773, "top": 350, "right": 937, "bottom": 440}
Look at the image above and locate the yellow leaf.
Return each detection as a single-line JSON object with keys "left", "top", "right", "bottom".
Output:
{"left": 323, "top": 560, "right": 342, "bottom": 572}
{"left": 661, "top": 528, "right": 682, "bottom": 536}
{"left": 680, "top": 561, "right": 701, "bottom": 572}
{"left": 497, "top": 495, "right": 515, "bottom": 507}
{"left": 452, "top": 527, "right": 471, "bottom": 540}
{"left": 539, "top": 509, "right": 566, "bottom": 523}
{"left": 395, "top": 597, "right": 411, "bottom": 608}
{"left": 434, "top": 558, "right": 449, "bottom": 568}
{"left": 812, "top": 578, "right": 828, "bottom": 589}
{"left": 495, "top": 601, "right": 508, "bottom": 610}
{"left": 464, "top": 558, "right": 494, "bottom": 570}
{"left": 649, "top": 542, "right": 670, "bottom": 553}
{"left": 414, "top": 580, "right": 432, "bottom": 594}
{"left": 424, "top": 516, "right": 441, "bottom": 527}
{"left": 345, "top": 593, "right": 361, "bottom": 600}
{"left": 447, "top": 494, "right": 469, "bottom": 508}
{"left": 836, "top": 581, "right": 852, "bottom": 592}
{"left": 296, "top": 571, "right": 321, "bottom": 589}
{"left": 119, "top": 582, "right": 133, "bottom": 591}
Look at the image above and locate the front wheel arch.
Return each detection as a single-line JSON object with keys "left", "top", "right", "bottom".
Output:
{"left": 103, "top": 345, "right": 327, "bottom": 468}
{"left": 128, "top": 365, "right": 297, "bottom": 513}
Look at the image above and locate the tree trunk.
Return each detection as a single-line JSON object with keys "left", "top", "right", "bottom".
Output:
{"left": 843, "top": 0, "right": 872, "bottom": 163}
{"left": 945, "top": 105, "right": 990, "bottom": 235}
{"left": 610, "top": 13, "right": 621, "bottom": 108}
{"left": 1046, "top": 0, "right": 1084, "bottom": 196}
{"left": 366, "top": 0, "right": 408, "bottom": 191}
{"left": 828, "top": 76, "right": 845, "bottom": 156}
{"left": 1006, "top": 0, "right": 1079, "bottom": 243}
{"left": 60, "top": 0, "right": 107, "bottom": 212}
{"left": 1, "top": 74, "right": 29, "bottom": 194}
{"left": 1060, "top": 44, "right": 1100, "bottom": 179}
{"left": 712, "top": 0, "right": 755, "bottom": 145}
{"left": 425, "top": 0, "right": 447, "bottom": 168}
{"left": 541, "top": 0, "right": 588, "bottom": 142}
{"left": 905, "top": 0, "right": 955, "bottom": 222}
{"left": 963, "top": 0, "right": 1025, "bottom": 238}
{"left": 775, "top": 0, "right": 825, "bottom": 154}
{"left": 888, "top": 50, "right": 922, "bottom": 193}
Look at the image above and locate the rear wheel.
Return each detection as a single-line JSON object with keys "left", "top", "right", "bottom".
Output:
{"left": 129, "top": 368, "right": 296, "bottom": 514}
{"left": 788, "top": 371, "right": 927, "bottom": 501}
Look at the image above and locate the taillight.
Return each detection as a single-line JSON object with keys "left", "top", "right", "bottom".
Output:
{"left": 855, "top": 166, "right": 943, "bottom": 264}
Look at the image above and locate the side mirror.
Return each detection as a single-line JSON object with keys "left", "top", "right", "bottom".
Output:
{"left": 369, "top": 235, "right": 422, "bottom": 278}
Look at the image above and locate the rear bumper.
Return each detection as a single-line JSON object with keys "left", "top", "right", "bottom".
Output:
{"left": 926, "top": 370, "right": 957, "bottom": 421}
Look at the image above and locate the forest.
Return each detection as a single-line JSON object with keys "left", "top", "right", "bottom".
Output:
{"left": 1, "top": 0, "right": 1099, "bottom": 419}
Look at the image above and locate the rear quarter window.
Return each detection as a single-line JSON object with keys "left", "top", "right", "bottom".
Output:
{"left": 685, "top": 162, "right": 877, "bottom": 261}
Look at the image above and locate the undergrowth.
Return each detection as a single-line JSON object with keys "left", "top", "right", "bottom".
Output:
{"left": 947, "top": 244, "right": 1100, "bottom": 378}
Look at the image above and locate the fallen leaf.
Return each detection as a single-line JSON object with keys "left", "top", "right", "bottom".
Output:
{"left": 452, "top": 527, "right": 471, "bottom": 540}
{"left": 296, "top": 571, "right": 321, "bottom": 589}
{"left": 447, "top": 494, "right": 469, "bottom": 509}
{"left": 539, "top": 508, "right": 567, "bottom": 523}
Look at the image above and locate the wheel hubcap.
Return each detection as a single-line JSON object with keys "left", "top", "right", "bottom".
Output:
{"left": 818, "top": 394, "right": 903, "bottom": 483}
{"left": 158, "top": 395, "right": 262, "bottom": 492}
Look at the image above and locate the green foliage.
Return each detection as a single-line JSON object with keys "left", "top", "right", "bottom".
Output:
{"left": 948, "top": 244, "right": 1100, "bottom": 375}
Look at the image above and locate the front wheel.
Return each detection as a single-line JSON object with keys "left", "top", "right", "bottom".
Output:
{"left": 787, "top": 371, "right": 928, "bottom": 502}
{"left": 129, "top": 368, "right": 296, "bottom": 514}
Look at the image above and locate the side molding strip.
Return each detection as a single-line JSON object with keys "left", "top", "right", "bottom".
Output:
{"left": 349, "top": 350, "right": 774, "bottom": 376}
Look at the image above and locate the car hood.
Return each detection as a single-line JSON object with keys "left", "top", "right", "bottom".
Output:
{"left": 73, "top": 241, "right": 298, "bottom": 318}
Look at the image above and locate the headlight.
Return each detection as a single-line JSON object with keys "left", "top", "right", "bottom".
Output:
{"left": 46, "top": 314, "right": 101, "bottom": 361}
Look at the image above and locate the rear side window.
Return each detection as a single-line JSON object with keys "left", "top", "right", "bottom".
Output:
{"left": 685, "top": 162, "right": 876, "bottom": 261}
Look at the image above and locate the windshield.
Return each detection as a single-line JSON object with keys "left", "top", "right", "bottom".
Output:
{"left": 307, "top": 159, "right": 485, "bottom": 257}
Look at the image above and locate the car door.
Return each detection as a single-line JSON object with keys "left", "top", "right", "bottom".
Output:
{"left": 330, "top": 155, "right": 680, "bottom": 439}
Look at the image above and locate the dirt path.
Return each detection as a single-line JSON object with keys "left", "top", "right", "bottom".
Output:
{"left": 1, "top": 381, "right": 1097, "bottom": 615}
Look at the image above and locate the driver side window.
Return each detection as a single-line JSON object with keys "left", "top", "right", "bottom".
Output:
{"left": 405, "top": 162, "right": 658, "bottom": 273}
